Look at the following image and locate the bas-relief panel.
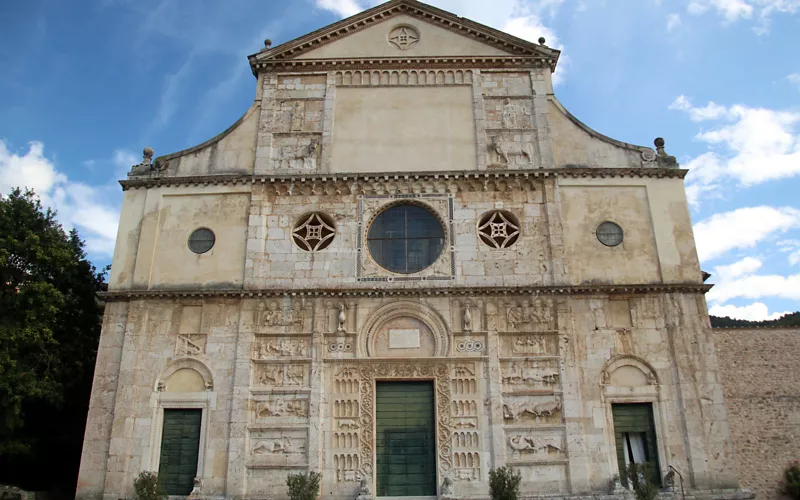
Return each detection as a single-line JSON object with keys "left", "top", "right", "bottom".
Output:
{"left": 254, "top": 300, "right": 311, "bottom": 334}
{"left": 248, "top": 428, "right": 308, "bottom": 467}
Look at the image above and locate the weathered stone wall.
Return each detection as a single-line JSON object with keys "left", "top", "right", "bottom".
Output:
{"left": 714, "top": 327, "right": 800, "bottom": 499}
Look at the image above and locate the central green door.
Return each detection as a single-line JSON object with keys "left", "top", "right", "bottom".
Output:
{"left": 376, "top": 381, "right": 437, "bottom": 497}
{"left": 158, "top": 409, "right": 202, "bottom": 495}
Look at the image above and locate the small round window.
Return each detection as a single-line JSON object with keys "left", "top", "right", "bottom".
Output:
{"left": 292, "top": 212, "right": 336, "bottom": 251}
{"left": 596, "top": 221, "right": 623, "bottom": 247}
{"left": 188, "top": 228, "right": 215, "bottom": 254}
{"left": 367, "top": 204, "right": 445, "bottom": 274}
{"left": 478, "top": 210, "right": 520, "bottom": 249}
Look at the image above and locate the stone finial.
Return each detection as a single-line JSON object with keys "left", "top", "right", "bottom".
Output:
{"left": 538, "top": 37, "right": 546, "bottom": 45}
{"left": 654, "top": 137, "right": 677, "bottom": 167}
{"left": 129, "top": 147, "right": 155, "bottom": 176}
{"left": 264, "top": 38, "right": 272, "bottom": 48}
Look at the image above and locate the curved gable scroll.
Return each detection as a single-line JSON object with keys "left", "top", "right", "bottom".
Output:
{"left": 359, "top": 301, "right": 450, "bottom": 358}
{"left": 157, "top": 357, "right": 215, "bottom": 392}
{"left": 601, "top": 355, "right": 658, "bottom": 387}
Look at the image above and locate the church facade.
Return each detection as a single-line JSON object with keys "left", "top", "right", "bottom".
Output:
{"left": 76, "top": 1, "right": 748, "bottom": 499}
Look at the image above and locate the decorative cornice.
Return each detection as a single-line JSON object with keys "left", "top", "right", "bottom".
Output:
{"left": 249, "top": 1, "right": 559, "bottom": 72}
{"left": 100, "top": 283, "right": 712, "bottom": 302}
{"left": 120, "top": 168, "right": 688, "bottom": 192}
{"left": 253, "top": 56, "right": 553, "bottom": 73}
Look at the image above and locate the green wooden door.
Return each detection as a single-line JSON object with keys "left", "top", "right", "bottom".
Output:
{"left": 611, "top": 403, "right": 661, "bottom": 486}
{"left": 376, "top": 382, "right": 437, "bottom": 497}
{"left": 158, "top": 409, "right": 202, "bottom": 495}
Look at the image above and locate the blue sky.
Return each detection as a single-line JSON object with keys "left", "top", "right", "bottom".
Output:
{"left": 1, "top": 0, "right": 798, "bottom": 320}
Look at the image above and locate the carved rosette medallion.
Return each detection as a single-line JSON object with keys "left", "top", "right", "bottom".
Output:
{"left": 388, "top": 25, "right": 420, "bottom": 50}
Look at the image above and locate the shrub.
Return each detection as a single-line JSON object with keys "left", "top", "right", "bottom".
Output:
{"left": 785, "top": 461, "right": 800, "bottom": 500}
{"left": 286, "top": 471, "right": 322, "bottom": 500}
{"left": 623, "top": 463, "right": 659, "bottom": 500}
{"left": 133, "top": 471, "right": 165, "bottom": 500}
{"left": 489, "top": 466, "right": 521, "bottom": 500}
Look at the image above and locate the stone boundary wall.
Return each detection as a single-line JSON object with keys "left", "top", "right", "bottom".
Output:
{"left": 713, "top": 326, "right": 800, "bottom": 500}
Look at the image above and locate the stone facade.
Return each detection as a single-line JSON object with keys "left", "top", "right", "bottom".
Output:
{"left": 76, "top": 1, "right": 749, "bottom": 499}
{"left": 714, "top": 327, "right": 800, "bottom": 500}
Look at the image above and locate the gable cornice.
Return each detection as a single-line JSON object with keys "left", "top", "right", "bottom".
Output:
{"left": 248, "top": 0, "right": 559, "bottom": 74}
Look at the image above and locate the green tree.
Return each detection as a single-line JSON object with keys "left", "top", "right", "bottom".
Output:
{"left": 0, "top": 188, "right": 106, "bottom": 496}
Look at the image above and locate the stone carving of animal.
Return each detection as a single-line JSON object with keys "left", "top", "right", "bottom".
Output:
{"left": 490, "top": 136, "right": 535, "bottom": 165}
{"left": 531, "top": 399, "right": 562, "bottom": 417}
{"left": 252, "top": 437, "right": 299, "bottom": 454}
{"left": 339, "top": 419, "right": 359, "bottom": 429}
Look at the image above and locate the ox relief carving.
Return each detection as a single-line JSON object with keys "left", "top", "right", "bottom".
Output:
{"left": 505, "top": 298, "right": 554, "bottom": 331}
{"left": 489, "top": 135, "right": 535, "bottom": 166}
{"left": 253, "top": 338, "right": 308, "bottom": 359}
{"left": 255, "top": 364, "right": 308, "bottom": 387}
{"left": 501, "top": 360, "right": 559, "bottom": 389}
{"left": 256, "top": 398, "right": 308, "bottom": 418}
{"left": 274, "top": 137, "right": 320, "bottom": 171}
{"left": 502, "top": 396, "right": 562, "bottom": 424}
{"left": 508, "top": 434, "right": 565, "bottom": 459}
{"left": 343, "top": 363, "right": 452, "bottom": 482}
{"left": 175, "top": 334, "right": 206, "bottom": 357}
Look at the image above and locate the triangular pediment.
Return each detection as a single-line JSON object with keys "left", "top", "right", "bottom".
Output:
{"left": 250, "top": 0, "right": 559, "bottom": 67}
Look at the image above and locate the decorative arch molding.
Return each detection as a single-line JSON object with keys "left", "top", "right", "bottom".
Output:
{"left": 601, "top": 354, "right": 658, "bottom": 387}
{"left": 157, "top": 356, "right": 215, "bottom": 392}
{"left": 359, "top": 300, "right": 450, "bottom": 357}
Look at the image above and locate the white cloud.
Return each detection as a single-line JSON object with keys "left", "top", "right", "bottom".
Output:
{"left": 778, "top": 239, "right": 800, "bottom": 266}
{"left": 706, "top": 256, "right": 800, "bottom": 311}
{"left": 693, "top": 206, "right": 800, "bottom": 262}
{"left": 315, "top": 0, "right": 363, "bottom": 18}
{"left": 668, "top": 95, "right": 729, "bottom": 121}
{"left": 788, "top": 72, "right": 800, "bottom": 89}
{"left": 707, "top": 273, "right": 800, "bottom": 303}
{"left": 312, "top": 0, "right": 567, "bottom": 84}
{"left": 685, "top": 0, "right": 800, "bottom": 33}
{"left": 671, "top": 96, "right": 800, "bottom": 201}
{"left": 709, "top": 302, "right": 791, "bottom": 321}
{"left": 666, "top": 13, "right": 682, "bottom": 31}
{"left": 0, "top": 140, "right": 120, "bottom": 256}
{"left": 714, "top": 256, "right": 763, "bottom": 280}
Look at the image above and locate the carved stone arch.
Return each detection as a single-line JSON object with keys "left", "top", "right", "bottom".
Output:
{"left": 601, "top": 354, "right": 658, "bottom": 387}
{"left": 157, "top": 356, "right": 215, "bottom": 392}
{"left": 359, "top": 300, "right": 450, "bottom": 357}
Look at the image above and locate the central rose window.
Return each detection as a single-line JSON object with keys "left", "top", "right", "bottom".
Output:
{"left": 367, "top": 203, "right": 445, "bottom": 274}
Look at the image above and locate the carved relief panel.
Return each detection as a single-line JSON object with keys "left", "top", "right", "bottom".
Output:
{"left": 175, "top": 333, "right": 207, "bottom": 357}
{"left": 254, "top": 396, "right": 309, "bottom": 420}
{"left": 329, "top": 366, "right": 363, "bottom": 483}
{"left": 501, "top": 359, "right": 560, "bottom": 391}
{"left": 500, "top": 333, "right": 558, "bottom": 357}
{"left": 256, "top": 300, "right": 309, "bottom": 333}
{"left": 502, "top": 297, "right": 556, "bottom": 331}
{"left": 502, "top": 395, "right": 563, "bottom": 425}
{"left": 450, "top": 363, "right": 483, "bottom": 482}
{"left": 252, "top": 362, "right": 310, "bottom": 388}
{"left": 506, "top": 430, "right": 567, "bottom": 463}
{"left": 248, "top": 428, "right": 308, "bottom": 467}
{"left": 253, "top": 336, "right": 310, "bottom": 359}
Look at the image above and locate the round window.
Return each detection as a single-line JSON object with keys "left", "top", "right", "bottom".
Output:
{"left": 188, "top": 228, "right": 215, "bottom": 254}
{"left": 596, "top": 221, "right": 623, "bottom": 247}
{"left": 367, "top": 204, "right": 445, "bottom": 274}
{"left": 478, "top": 210, "right": 520, "bottom": 249}
{"left": 292, "top": 212, "right": 336, "bottom": 251}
